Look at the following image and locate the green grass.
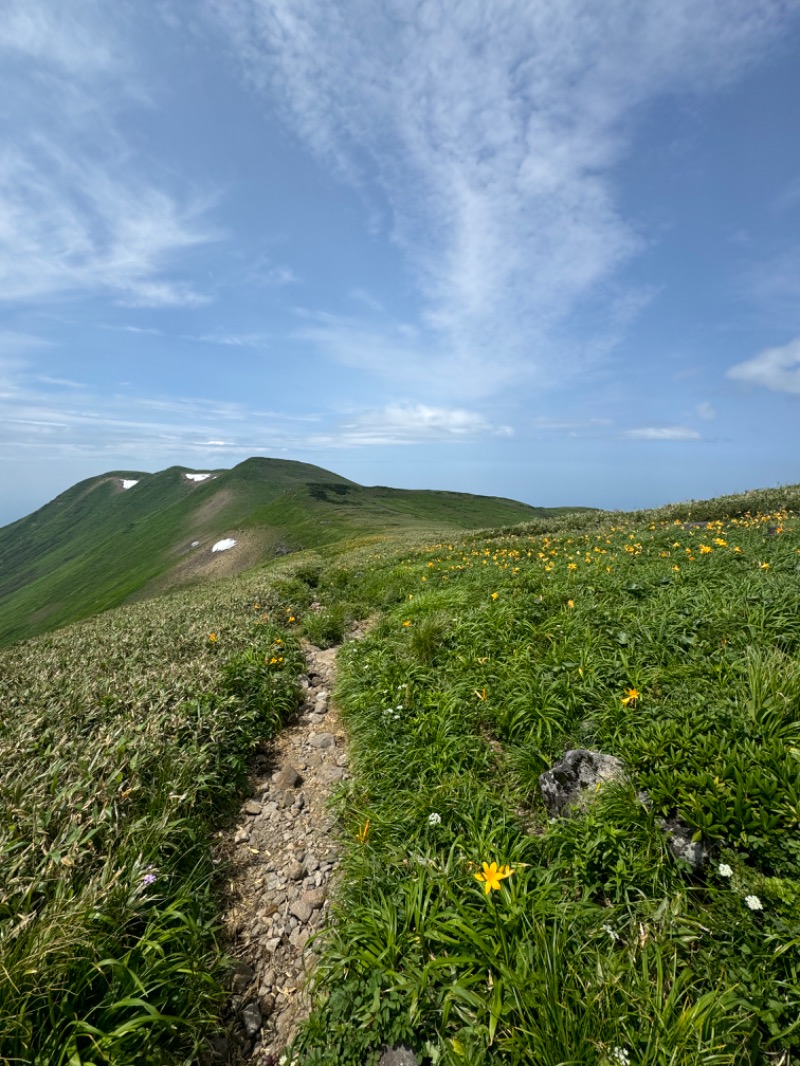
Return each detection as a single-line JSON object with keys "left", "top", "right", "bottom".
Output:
{"left": 3, "top": 482, "right": 799, "bottom": 1064}
{"left": 0, "top": 457, "right": 571, "bottom": 649}
{"left": 0, "top": 569, "right": 305, "bottom": 1062}
{"left": 287, "top": 489, "right": 800, "bottom": 1065}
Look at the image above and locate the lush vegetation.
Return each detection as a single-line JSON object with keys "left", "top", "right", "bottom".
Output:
{"left": 289, "top": 484, "right": 800, "bottom": 1065}
{"left": 2, "top": 481, "right": 799, "bottom": 1064}
{"left": 0, "top": 457, "right": 564, "bottom": 649}
{"left": 0, "top": 570, "right": 304, "bottom": 1062}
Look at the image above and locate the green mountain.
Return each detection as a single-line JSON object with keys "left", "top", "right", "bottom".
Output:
{"left": 0, "top": 456, "right": 585, "bottom": 647}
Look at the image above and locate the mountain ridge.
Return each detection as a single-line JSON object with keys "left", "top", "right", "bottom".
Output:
{"left": 0, "top": 456, "right": 589, "bottom": 647}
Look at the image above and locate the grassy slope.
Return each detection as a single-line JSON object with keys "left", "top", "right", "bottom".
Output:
{"left": 0, "top": 458, "right": 560, "bottom": 648}
{"left": 3, "top": 484, "right": 796, "bottom": 1063}
{"left": 290, "top": 484, "right": 800, "bottom": 1066}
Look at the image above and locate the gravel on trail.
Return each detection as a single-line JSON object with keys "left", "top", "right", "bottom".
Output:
{"left": 214, "top": 635, "right": 358, "bottom": 1064}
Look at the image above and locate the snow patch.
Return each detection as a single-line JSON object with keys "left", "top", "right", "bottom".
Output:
{"left": 185, "top": 473, "right": 212, "bottom": 482}
{"left": 212, "top": 538, "right": 236, "bottom": 552}
{"left": 121, "top": 479, "right": 138, "bottom": 490}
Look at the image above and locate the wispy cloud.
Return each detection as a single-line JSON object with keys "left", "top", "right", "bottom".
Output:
{"left": 310, "top": 404, "right": 512, "bottom": 447}
{"left": 181, "top": 332, "right": 271, "bottom": 348}
{"left": 625, "top": 426, "right": 701, "bottom": 441}
{"left": 0, "top": 0, "right": 219, "bottom": 307}
{"left": 695, "top": 402, "right": 716, "bottom": 421}
{"left": 727, "top": 337, "right": 800, "bottom": 395}
{"left": 206, "top": 0, "right": 790, "bottom": 389}
{"left": 0, "top": 361, "right": 505, "bottom": 461}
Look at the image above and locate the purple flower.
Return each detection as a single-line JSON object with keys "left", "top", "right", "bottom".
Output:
{"left": 142, "top": 873, "right": 157, "bottom": 887}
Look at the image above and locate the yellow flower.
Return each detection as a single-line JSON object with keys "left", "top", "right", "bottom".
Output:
{"left": 357, "top": 820, "right": 370, "bottom": 844}
{"left": 759, "top": 562, "right": 770, "bottom": 570}
{"left": 474, "top": 861, "right": 515, "bottom": 894}
{"left": 402, "top": 620, "right": 412, "bottom": 627}
{"left": 567, "top": 599, "right": 575, "bottom": 608}
{"left": 208, "top": 632, "right": 218, "bottom": 643}
{"left": 288, "top": 615, "right": 296, "bottom": 623}
{"left": 700, "top": 544, "right": 713, "bottom": 554}
{"left": 621, "top": 686, "right": 640, "bottom": 706}
{"left": 568, "top": 562, "right": 577, "bottom": 571}
{"left": 491, "top": 591, "right": 499, "bottom": 600}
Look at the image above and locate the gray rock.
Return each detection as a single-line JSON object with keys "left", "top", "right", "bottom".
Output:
{"left": 243, "top": 800, "right": 261, "bottom": 816}
{"left": 661, "top": 815, "right": 709, "bottom": 872}
{"left": 290, "top": 898, "right": 313, "bottom": 923}
{"left": 539, "top": 749, "right": 626, "bottom": 817}
{"left": 273, "top": 764, "right": 303, "bottom": 790}
{"left": 301, "top": 887, "right": 326, "bottom": 910}
{"left": 308, "top": 732, "right": 335, "bottom": 749}
{"left": 319, "top": 765, "right": 345, "bottom": 783}
{"left": 336, "top": 753, "right": 350, "bottom": 767}
{"left": 286, "top": 860, "right": 306, "bottom": 881}
{"left": 230, "top": 960, "right": 255, "bottom": 994}
{"left": 234, "top": 826, "right": 251, "bottom": 844}
{"left": 379, "top": 1047, "right": 419, "bottom": 1066}
{"left": 241, "top": 1000, "right": 262, "bottom": 1036}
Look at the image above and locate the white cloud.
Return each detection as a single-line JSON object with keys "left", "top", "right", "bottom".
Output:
{"left": 0, "top": 1, "right": 119, "bottom": 78}
{"left": 310, "top": 404, "right": 512, "bottom": 447}
{"left": 0, "top": 331, "right": 52, "bottom": 354}
{"left": 625, "top": 426, "right": 701, "bottom": 441}
{"left": 695, "top": 401, "right": 716, "bottom": 420}
{"left": 727, "top": 337, "right": 800, "bottom": 395}
{"left": 0, "top": 1, "right": 218, "bottom": 307}
{"left": 206, "top": 0, "right": 791, "bottom": 385}
{"left": 0, "top": 359, "right": 507, "bottom": 462}
{"left": 182, "top": 332, "right": 271, "bottom": 347}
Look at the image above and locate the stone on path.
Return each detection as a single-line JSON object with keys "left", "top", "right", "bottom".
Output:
{"left": 273, "top": 764, "right": 303, "bottom": 790}
{"left": 220, "top": 631, "right": 362, "bottom": 1065}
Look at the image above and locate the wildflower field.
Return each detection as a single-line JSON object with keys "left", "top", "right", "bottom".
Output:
{"left": 2, "top": 482, "right": 800, "bottom": 1064}
{"left": 290, "top": 485, "right": 800, "bottom": 1065}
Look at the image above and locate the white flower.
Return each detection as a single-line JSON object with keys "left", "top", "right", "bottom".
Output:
{"left": 428, "top": 812, "right": 442, "bottom": 826}
{"left": 611, "top": 1048, "right": 631, "bottom": 1065}
{"left": 745, "top": 895, "right": 763, "bottom": 911}
{"left": 602, "top": 923, "right": 620, "bottom": 942}
{"left": 718, "top": 863, "right": 733, "bottom": 878}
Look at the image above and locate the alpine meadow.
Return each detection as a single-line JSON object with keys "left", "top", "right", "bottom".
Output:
{"left": 1, "top": 467, "right": 799, "bottom": 1065}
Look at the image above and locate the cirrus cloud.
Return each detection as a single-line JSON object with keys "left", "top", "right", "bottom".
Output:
{"left": 727, "top": 337, "right": 800, "bottom": 395}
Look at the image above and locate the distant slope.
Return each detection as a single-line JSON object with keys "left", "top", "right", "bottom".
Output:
{"left": 0, "top": 456, "right": 585, "bottom": 647}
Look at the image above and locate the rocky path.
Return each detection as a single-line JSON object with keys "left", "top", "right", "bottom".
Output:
{"left": 217, "top": 637, "right": 351, "bottom": 1064}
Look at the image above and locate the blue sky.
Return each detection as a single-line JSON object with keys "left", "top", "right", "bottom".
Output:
{"left": 2, "top": 0, "right": 800, "bottom": 525}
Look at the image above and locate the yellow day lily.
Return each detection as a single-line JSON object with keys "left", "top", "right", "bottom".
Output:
{"left": 621, "top": 687, "right": 640, "bottom": 706}
{"left": 474, "top": 861, "right": 514, "bottom": 894}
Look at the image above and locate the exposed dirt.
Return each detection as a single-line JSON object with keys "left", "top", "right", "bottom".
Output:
{"left": 210, "top": 630, "right": 365, "bottom": 1064}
